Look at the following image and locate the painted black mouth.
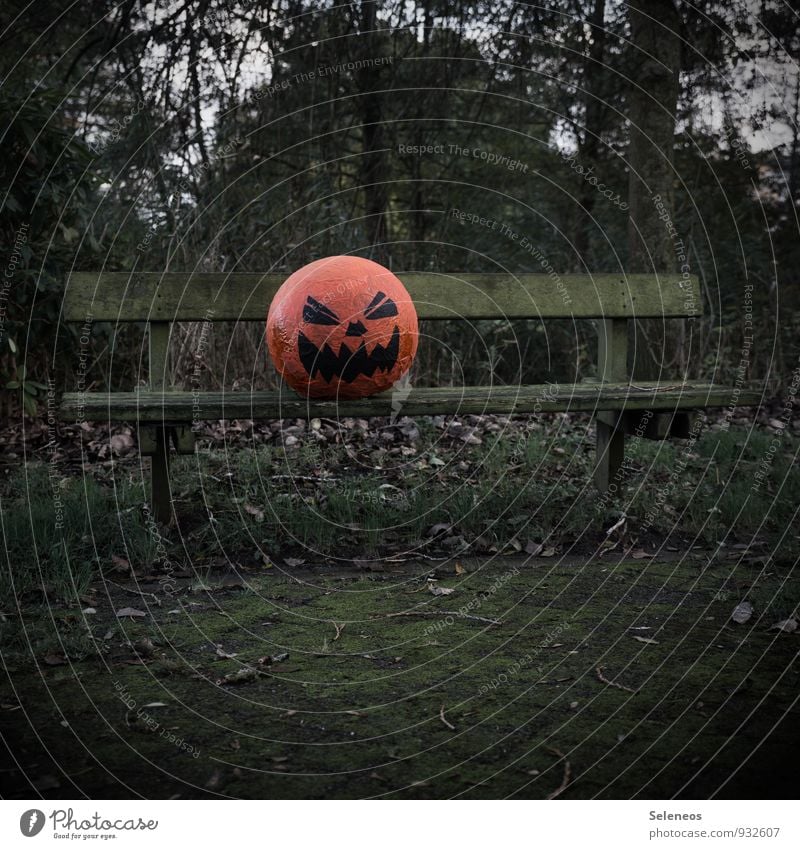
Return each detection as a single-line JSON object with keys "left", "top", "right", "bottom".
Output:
{"left": 298, "top": 325, "right": 400, "bottom": 383}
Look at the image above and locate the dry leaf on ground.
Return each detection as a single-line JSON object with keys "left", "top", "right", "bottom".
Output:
{"left": 731, "top": 601, "right": 753, "bottom": 624}
{"left": 116, "top": 607, "right": 147, "bottom": 619}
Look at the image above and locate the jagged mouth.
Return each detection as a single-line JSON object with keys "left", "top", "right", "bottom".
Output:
{"left": 298, "top": 325, "right": 400, "bottom": 383}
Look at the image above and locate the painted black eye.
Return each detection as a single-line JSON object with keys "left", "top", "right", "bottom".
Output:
{"left": 303, "top": 296, "right": 339, "bottom": 325}
{"left": 364, "top": 292, "right": 398, "bottom": 319}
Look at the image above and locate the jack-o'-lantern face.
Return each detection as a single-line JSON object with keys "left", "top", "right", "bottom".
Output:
{"left": 266, "top": 256, "right": 418, "bottom": 399}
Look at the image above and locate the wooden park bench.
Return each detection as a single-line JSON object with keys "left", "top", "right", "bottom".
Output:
{"left": 59, "top": 271, "right": 760, "bottom": 523}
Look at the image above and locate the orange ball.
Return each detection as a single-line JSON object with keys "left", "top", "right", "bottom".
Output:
{"left": 266, "top": 256, "right": 419, "bottom": 399}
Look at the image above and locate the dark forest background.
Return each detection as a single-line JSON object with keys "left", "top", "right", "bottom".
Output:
{"left": 2, "top": 0, "right": 799, "bottom": 411}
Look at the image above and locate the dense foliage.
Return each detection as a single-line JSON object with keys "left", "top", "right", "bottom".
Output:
{"left": 1, "top": 0, "right": 799, "bottom": 402}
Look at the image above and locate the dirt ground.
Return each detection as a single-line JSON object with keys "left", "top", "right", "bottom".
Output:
{"left": 2, "top": 550, "right": 798, "bottom": 799}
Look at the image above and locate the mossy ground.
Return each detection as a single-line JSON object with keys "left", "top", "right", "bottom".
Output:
{"left": 2, "top": 551, "right": 798, "bottom": 799}
{"left": 2, "top": 421, "right": 798, "bottom": 798}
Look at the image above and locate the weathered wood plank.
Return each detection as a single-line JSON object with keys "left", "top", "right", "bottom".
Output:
{"left": 59, "top": 382, "right": 760, "bottom": 422}
{"left": 597, "top": 318, "right": 629, "bottom": 382}
{"left": 63, "top": 272, "right": 701, "bottom": 322}
{"left": 594, "top": 318, "right": 629, "bottom": 492}
{"left": 151, "top": 426, "right": 172, "bottom": 525}
{"left": 148, "top": 322, "right": 171, "bottom": 389}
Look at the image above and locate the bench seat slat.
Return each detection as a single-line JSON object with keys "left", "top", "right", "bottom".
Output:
{"left": 59, "top": 382, "right": 760, "bottom": 423}
{"left": 63, "top": 271, "right": 700, "bottom": 321}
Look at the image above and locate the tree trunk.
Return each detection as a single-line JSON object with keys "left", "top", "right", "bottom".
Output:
{"left": 359, "top": 0, "right": 389, "bottom": 261}
{"left": 626, "top": 0, "right": 681, "bottom": 378}
{"left": 573, "top": 0, "right": 607, "bottom": 270}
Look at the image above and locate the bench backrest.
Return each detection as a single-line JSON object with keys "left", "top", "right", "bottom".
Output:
{"left": 63, "top": 272, "right": 701, "bottom": 322}
{"left": 62, "top": 271, "right": 700, "bottom": 389}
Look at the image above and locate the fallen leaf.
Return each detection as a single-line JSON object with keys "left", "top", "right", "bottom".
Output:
{"left": 215, "top": 645, "right": 238, "bottom": 659}
{"left": 133, "top": 637, "right": 155, "bottom": 656}
{"left": 632, "top": 636, "right": 659, "bottom": 645}
{"left": 541, "top": 547, "right": 556, "bottom": 558}
{"left": 258, "top": 652, "right": 289, "bottom": 666}
{"left": 217, "top": 667, "right": 260, "bottom": 686}
{"left": 204, "top": 769, "right": 222, "bottom": 790}
{"left": 631, "top": 549, "right": 655, "bottom": 559}
{"left": 142, "top": 702, "right": 168, "bottom": 708}
{"left": 455, "top": 562, "right": 466, "bottom": 575}
{"left": 111, "top": 554, "right": 130, "bottom": 573}
{"left": 525, "top": 540, "right": 543, "bottom": 556}
{"left": 116, "top": 607, "right": 147, "bottom": 619}
{"left": 770, "top": 618, "right": 797, "bottom": 633}
{"left": 284, "top": 557, "right": 305, "bottom": 567}
{"left": 82, "top": 607, "right": 97, "bottom": 615}
{"left": 426, "top": 523, "right": 451, "bottom": 537}
{"left": 244, "top": 503, "right": 264, "bottom": 522}
{"left": 429, "top": 584, "right": 455, "bottom": 596}
{"left": 731, "top": 601, "right": 753, "bottom": 624}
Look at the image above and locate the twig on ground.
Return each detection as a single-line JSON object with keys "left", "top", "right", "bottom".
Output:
{"left": 104, "top": 581, "right": 161, "bottom": 605}
{"left": 596, "top": 665, "right": 638, "bottom": 694}
{"left": 439, "top": 704, "right": 455, "bottom": 731}
{"left": 332, "top": 621, "right": 345, "bottom": 642}
{"left": 546, "top": 747, "right": 572, "bottom": 800}
{"left": 381, "top": 610, "right": 502, "bottom": 626}
{"left": 269, "top": 474, "right": 340, "bottom": 483}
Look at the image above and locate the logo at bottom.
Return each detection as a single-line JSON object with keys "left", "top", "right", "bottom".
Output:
{"left": 20, "top": 810, "right": 46, "bottom": 837}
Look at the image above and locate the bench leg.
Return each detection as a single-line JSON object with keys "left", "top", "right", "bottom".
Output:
{"left": 594, "top": 412, "right": 625, "bottom": 493}
{"left": 151, "top": 426, "right": 172, "bottom": 525}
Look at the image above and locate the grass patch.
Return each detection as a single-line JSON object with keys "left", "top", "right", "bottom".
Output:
{"left": 2, "top": 423, "right": 798, "bottom": 609}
